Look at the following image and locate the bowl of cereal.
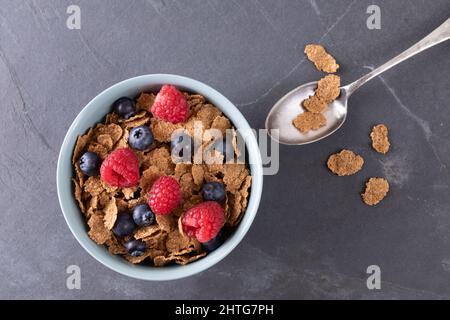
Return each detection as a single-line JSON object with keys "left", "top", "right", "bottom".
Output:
{"left": 57, "top": 74, "right": 263, "bottom": 280}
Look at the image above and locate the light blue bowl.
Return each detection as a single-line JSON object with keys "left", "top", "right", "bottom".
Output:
{"left": 57, "top": 74, "right": 263, "bottom": 281}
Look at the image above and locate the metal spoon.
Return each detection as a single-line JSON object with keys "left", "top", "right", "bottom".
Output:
{"left": 265, "top": 17, "right": 450, "bottom": 145}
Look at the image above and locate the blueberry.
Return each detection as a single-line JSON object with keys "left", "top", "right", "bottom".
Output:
{"left": 113, "top": 97, "right": 136, "bottom": 119}
{"left": 112, "top": 213, "right": 136, "bottom": 237}
{"left": 128, "top": 126, "right": 154, "bottom": 151}
{"left": 79, "top": 152, "right": 101, "bottom": 176}
{"left": 132, "top": 204, "right": 155, "bottom": 227}
{"left": 171, "top": 131, "right": 194, "bottom": 161}
{"left": 201, "top": 182, "right": 226, "bottom": 202}
{"left": 213, "top": 139, "right": 234, "bottom": 163}
{"left": 202, "top": 229, "right": 225, "bottom": 252}
{"left": 124, "top": 239, "right": 147, "bottom": 257}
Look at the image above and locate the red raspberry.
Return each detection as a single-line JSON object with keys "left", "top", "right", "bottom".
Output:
{"left": 147, "top": 176, "right": 182, "bottom": 215}
{"left": 100, "top": 148, "right": 140, "bottom": 188}
{"left": 181, "top": 201, "right": 225, "bottom": 243}
{"left": 150, "top": 85, "right": 189, "bottom": 124}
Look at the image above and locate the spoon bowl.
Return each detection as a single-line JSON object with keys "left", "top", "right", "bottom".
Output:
{"left": 265, "top": 82, "right": 348, "bottom": 145}
{"left": 265, "top": 17, "right": 450, "bottom": 145}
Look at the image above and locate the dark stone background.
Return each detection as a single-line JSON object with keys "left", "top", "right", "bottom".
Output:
{"left": 1, "top": 0, "right": 449, "bottom": 299}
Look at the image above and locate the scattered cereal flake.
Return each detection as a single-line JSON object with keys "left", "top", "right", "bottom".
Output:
{"left": 97, "top": 134, "right": 114, "bottom": 150}
{"left": 84, "top": 176, "right": 105, "bottom": 196}
{"left": 95, "top": 123, "right": 123, "bottom": 144}
{"left": 88, "top": 214, "right": 111, "bottom": 245}
{"left": 292, "top": 112, "right": 326, "bottom": 133}
{"left": 72, "top": 128, "right": 94, "bottom": 164}
{"left": 371, "top": 124, "right": 390, "bottom": 154}
{"left": 316, "top": 75, "right": 341, "bottom": 103}
{"left": 72, "top": 178, "right": 85, "bottom": 213}
{"left": 315, "top": 74, "right": 341, "bottom": 104}
{"left": 136, "top": 93, "right": 155, "bottom": 111}
{"left": 103, "top": 197, "right": 118, "bottom": 230}
{"left": 134, "top": 225, "right": 161, "bottom": 239}
{"left": 302, "top": 95, "right": 328, "bottom": 113}
{"left": 327, "top": 149, "right": 364, "bottom": 176}
{"left": 211, "top": 116, "right": 231, "bottom": 135}
{"left": 362, "top": 177, "right": 389, "bottom": 206}
{"left": 139, "top": 166, "right": 162, "bottom": 192}
{"left": 150, "top": 118, "right": 182, "bottom": 142}
{"left": 304, "top": 44, "right": 340, "bottom": 73}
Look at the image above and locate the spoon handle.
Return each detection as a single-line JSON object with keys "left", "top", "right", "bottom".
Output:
{"left": 344, "top": 16, "right": 450, "bottom": 96}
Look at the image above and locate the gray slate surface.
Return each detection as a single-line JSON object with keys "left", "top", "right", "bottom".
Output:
{"left": 1, "top": 0, "right": 450, "bottom": 299}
